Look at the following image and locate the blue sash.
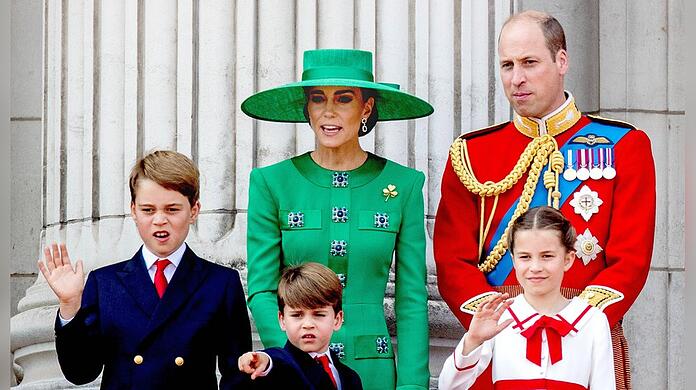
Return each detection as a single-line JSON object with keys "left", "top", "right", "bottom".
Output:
{"left": 485, "top": 121, "right": 631, "bottom": 285}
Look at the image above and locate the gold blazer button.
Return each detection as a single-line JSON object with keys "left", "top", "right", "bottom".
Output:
{"left": 133, "top": 355, "right": 143, "bottom": 365}
{"left": 175, "top": 357, "right": 184, "bottom": 366}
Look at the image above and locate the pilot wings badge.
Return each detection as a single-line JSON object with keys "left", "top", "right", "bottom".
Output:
{"left": 570, "top": 134, "right": 613, "bottom": 147}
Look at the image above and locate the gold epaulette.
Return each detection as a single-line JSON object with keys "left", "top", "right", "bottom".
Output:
{"left": 460, "top": 292, "right": 499, "bottom": 314}
{"left": 457, "top": 121, "right": 509, "bottom": 142}
{"left": 578, "top": 285, "right": 624, "bottom": 310}
{"left": 586, "top": 114, "right": 636, "bottom": 129}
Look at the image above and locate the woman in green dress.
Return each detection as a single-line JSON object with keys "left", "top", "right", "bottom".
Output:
{"left": 241, "top": 49, "right": 433, "bottom": 390}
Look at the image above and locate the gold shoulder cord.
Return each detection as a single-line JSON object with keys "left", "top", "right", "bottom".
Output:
{"left": 449, "top": 134, "right": 564, "bottom": 273}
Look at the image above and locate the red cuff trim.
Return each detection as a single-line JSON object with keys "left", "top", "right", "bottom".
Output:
{"left": 452, "top": 351, "right": 478, "bottom": 371}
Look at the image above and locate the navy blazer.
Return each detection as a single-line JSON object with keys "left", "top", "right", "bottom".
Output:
{"left": 250, "top": 341, "right": 363, "bottom": 390}
{"left": 54, "top": 245, "right": 252, "bottom": 389}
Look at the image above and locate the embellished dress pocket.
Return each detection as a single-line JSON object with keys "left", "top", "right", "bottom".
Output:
{"left": 357, "top": 210, "right": 401, "bottom": 233}
{"left": 353, "top": 334, "right": 395, "bottom": 359}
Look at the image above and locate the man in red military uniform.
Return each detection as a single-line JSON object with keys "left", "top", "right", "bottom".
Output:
{"left": 434, "top": 10, "right": 655, "bottom": 390}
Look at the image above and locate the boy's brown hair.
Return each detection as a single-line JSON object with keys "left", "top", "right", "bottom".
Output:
{"left": 277, "top": 262, "right": 343, "bottom": 313}
{"left": 129, "top": 150, "right": 200, "bottom": 207}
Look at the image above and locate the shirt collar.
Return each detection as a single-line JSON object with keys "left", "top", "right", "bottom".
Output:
{"left": 308, "top": 349, "right": 334, "bottom": 365}
{"left": 142, "top": 243, "right": 187, "bottom": 270}
{"left": 512, "top": 91, "right": 582, "bottom": 138}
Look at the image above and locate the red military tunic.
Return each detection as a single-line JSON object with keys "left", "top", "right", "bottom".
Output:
{"left": 434, "top": 93, "right": 656, "bottom": 390}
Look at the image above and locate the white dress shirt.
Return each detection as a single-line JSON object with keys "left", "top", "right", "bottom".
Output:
{"left": 141, "top": 242, "right": 186, "bottom": 283}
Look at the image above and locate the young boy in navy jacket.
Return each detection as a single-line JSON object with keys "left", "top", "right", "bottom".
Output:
{"left": 39, "top": 150, "right": 252, "bottom": 389}
{"left": 238, "top": 262, "right": 362, "bottom": 390}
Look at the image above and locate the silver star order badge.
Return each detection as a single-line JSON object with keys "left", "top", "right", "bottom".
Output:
{"left": 574, "top": 228, "right": 603, "bottom": 265}
{"left": 569, "top": 185, "right": 603, "bottom": 222}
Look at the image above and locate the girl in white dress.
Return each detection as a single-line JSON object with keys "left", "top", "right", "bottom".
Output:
{"left": 438, "top": 206, "right": 615, "bottom": 390}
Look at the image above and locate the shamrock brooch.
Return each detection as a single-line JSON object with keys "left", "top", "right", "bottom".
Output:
{"left": 382, "top": 184, "right": 398, "bottom": 202}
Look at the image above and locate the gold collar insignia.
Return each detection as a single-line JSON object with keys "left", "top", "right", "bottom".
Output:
{"left": 513, "top": 92, "right": 582, "bottom": 138}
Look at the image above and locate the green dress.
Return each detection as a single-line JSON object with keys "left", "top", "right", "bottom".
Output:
{"left": 247, "top": 152, "right": 429, "bottom": 390}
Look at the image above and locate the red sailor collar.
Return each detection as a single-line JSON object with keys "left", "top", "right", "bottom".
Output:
{"left": 503, "top": 295, "right": 598, "bottom": 337}
{"left": 513, "top": 91, "right": 582, "bottom": 138}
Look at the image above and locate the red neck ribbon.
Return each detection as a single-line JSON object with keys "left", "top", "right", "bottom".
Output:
{"left": 520, "top": 315, "right": 574, "bottom": 366}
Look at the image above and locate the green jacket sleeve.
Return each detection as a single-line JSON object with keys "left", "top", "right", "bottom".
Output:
{"left": 394, "top": 171, "right": 430, "bottom": 390}
{"left": 246, "top": 168, "right": 287, "bottom": 347}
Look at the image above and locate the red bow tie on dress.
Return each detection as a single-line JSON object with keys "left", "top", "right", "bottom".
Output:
{"left": 520, "top": 315, "right": 574, "bottom": 366}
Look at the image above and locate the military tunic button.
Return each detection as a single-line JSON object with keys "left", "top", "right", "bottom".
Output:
{"left": 175, "top": 357, "right": 184, "bottom": 366}
{"left": 134, "top": 355, "right": 143, "bottom": 365}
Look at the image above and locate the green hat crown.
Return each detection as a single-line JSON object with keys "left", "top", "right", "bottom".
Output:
{"left": 301, "top": 49, "right": 375, "bottom": 83}
{"left": 241, "top": 48, "right": 433, "bottom": 123}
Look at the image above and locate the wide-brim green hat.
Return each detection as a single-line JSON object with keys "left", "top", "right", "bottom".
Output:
{"left": 241, "top": 49, "right": 434, "bottom": 123}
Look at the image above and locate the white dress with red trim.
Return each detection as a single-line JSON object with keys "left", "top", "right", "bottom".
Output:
{"left": 438, "top": 296, "right": 615, "bottom": 390}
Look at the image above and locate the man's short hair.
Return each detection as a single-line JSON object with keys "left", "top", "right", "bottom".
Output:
{"left": 129, "top": 150, "right": 200, "bottom": 207}
{"left": 277, "top": 262, "right": 343, "bottom": 313}
{"left": 502, "top": 10, "right": 567, "bottom": 62}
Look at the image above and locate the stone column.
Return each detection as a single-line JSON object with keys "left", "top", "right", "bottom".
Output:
{"left": 597, "top": 2, "right": 686, "bottom": 388}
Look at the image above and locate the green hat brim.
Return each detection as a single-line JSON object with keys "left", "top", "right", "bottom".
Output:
{"left": 241, "top": 78, "right": 434, "bottom": 123}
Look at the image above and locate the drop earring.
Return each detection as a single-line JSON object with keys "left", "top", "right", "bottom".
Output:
{"left": 361, "top": 117, "right": 368, "bottom": 134}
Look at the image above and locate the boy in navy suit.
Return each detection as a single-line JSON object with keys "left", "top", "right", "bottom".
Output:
{"left": 38, "top": 150, "right": 252, "bottom": 389}
{"left": 238, "top": 262, "right": 362, "bottom": 390}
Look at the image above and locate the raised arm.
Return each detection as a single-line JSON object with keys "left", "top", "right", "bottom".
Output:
{"left": 50, "top": 265, "right": 105, "bottom": 385}
{"left": 38, "top": 243, "right": 85, "bottom": 320}
{"left": 438, "top": 294, "right": 511, "bottom": 390}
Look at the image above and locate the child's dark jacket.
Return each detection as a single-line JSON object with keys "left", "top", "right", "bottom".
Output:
{"left": 55, "top": 246, "right": 252, "bottom": 389}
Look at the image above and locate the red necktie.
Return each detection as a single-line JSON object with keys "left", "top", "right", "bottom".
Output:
{"left": 315, "top": 354, "right": 337, "bottom": 388}
{"left": 154, "top": 259, "right": 171, "bottom": 298}
{"left": 520, "top": 315, "right": 573, "bottom": 366}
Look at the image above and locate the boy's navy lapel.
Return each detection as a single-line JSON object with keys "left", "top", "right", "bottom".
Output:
{"left": 332, "top": 353, "right": 362, "bottom": 390}
{"left": 143, "top": 246, "right": 211, "bottom": 337}
{"left": 284, "top": 341, "right": 336, "bottom": 389}
{"left": 116, "top": 248, "right": 159, "bottom": 317}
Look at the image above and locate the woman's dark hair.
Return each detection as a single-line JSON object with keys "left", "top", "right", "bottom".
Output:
{"left": 303, "top": 87, "right": 379, "bottom": 136}
{"left": 507, "top": 206, "right": 576, "bottom": 254}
